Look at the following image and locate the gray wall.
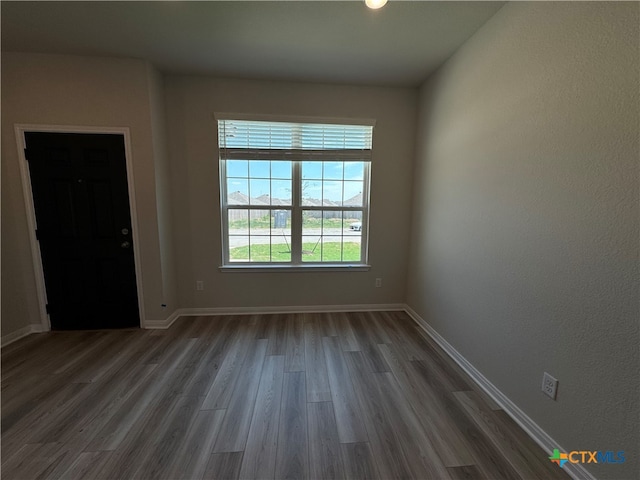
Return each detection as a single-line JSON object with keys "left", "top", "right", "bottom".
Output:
{"left": 147, "top": 64, "right": 177, "bottom": 314}
{"left": 164, "top": 76, "right": 417, "bottom": 309}
{"left": 406, "top": 3, "right": 639, "bottom": 479}
{"left": 1, "top": 53, "right": 174, "bottom": 337}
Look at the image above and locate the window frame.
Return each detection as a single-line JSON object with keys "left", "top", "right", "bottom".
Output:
{"left": 217, "top": 116, "right": 373, "bottom": 270}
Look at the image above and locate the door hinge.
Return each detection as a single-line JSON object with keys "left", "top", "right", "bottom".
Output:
{"left": 24, "top": 148, "right": 31, "bottom": 161}
{"left": 45, "top": 304, "right": 51, "bottom": 314}
{"left": 35, "top": 229, "right": 40, "bottom": 241}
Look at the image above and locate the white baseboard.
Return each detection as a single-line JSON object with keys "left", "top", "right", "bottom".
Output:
{"left": 143, "top": 309, "right": 182, "bottom": 330}
{"left": 403, "top": 305, "right": 596, "bottom": 480}
{"left": 144, "top": 303, "right": 406, "bottom": 330}
{"left": 1, "top": 324, "right": 47, "bottom": 347}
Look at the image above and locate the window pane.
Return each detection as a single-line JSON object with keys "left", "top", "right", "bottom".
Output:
{"left": 322, "top": 236, "right": 342, "bottom": 262}
{"left": 323, "top": 181, "right": 343, "bottom": 205}
{"left": 302, "top": 210, "right": 321, "bottom": 262}
{"left": 302, "top": 210, "right": 322, "bottom": 234}
{"left": 229, "top": 236, "right": 249, "bottom": 262}
{"left": 227, "top": 160, "right": 248, "bottom": 178}
{"left": 323, "top": 162, "right": 344, "bottom": 180}
{"left": 301, "top": 181, "right": 322, "bottom": 206}
{"left": 271, "top": 240, "right": 291, "bottom": 262}
{"left": 344, "top": 211, "right": 363, "bottom": 237}
{"left": 344, "top": 211, "right": 362, "bottom": 262}
{"left": 250, "top": 178, "right": 270, "bottom": 201}
{"left": 249, "top": 210, "right": 271, "bottom": 235}
{"left": 249, "top": 237, "right": 271, "bottom": 262}
{"left": 249, "top": 160, "right": 270, "bottom": 178}
{"left": 269, "top": 210, "right": 291, "bottom": 262}
{"left": 271, "top": 210, "right": 291, "bottom": 233}
{"left": 302, "top": 162, "right": 322, "bottom": 180}
{"left": 302, "top": 236, "right": 322, "bottom": 261}
{"left": 301, "top": 210, "right": 363, "bottom": 263}
{"left": 228, "top": 179, "right": 249, "bottom": 205}
{"left": 271, "top": 180, "right": 291, "bottom": 205}
{"left": 342, "top": 240, "right": 361, "bottom": 262}
{"left": 302, "top": 161, "right": 367, "bottom": 208}
{"left": 344, "top": 162, "right": 364, "bottom": 181}
{"left": 343, "top": 182, "right": 363, "bottom": 206}
{"left": 271, "top": 161, "right": 292, "bottom": 179}
{"left": 322, "top": 211, "right": 342, "bottom": 233}
{"left": 227, "top": 210, "right": 292, "bottom": 263}
{"left": 228, "top": 209, "right": 248, "bottom": 234}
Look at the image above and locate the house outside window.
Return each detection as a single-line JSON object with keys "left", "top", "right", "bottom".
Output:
{"left": 217, "top": 116, "right": 373, "bottom": 268}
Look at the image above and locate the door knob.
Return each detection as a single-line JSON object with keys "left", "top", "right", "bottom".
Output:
{"left": 121, "top": 241, "right": 131, "bottom": 249}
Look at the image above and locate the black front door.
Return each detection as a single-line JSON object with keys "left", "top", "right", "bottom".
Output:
{"left": 25, "top": 132, "right": 139, "bottom": 330}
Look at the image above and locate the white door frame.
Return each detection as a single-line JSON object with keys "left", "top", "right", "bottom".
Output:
{"left": 15, "top": 124, "right": 146, "bottom": 330}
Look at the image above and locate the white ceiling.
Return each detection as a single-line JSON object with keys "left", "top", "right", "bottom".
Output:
{"left": 1, "top": 1, "right": 504, "bottom": 87}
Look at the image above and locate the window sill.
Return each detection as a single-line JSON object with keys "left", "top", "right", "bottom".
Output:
{"left": 219, "top": 264, "right": 371, "bottom": 273}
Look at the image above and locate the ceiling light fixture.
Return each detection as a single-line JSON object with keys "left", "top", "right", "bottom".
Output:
{"left": 365, "top": 0, "right": 388, "bottom": 10}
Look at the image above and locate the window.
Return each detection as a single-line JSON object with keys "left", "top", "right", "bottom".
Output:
{"left": 217, "top": 117, "right": 373, "bottom": 268}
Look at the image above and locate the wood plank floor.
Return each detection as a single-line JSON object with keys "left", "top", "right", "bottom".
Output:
{"left": 1, "top": 311, "right": 569, "bottom": 480}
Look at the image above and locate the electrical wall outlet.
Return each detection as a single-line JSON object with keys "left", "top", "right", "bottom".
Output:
{"left": 196, "top": 280, "right": 204, "bottom": 291}
{"left": 542, "top": 372, "right": 558, "bottom": 400}
{"left": 375, "top": 278, "right": 382, "bottom": 288}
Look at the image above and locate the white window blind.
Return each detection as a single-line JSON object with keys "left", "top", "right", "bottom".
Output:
{"left": 218, "top": 120, "right": 373, "bottom": 161}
